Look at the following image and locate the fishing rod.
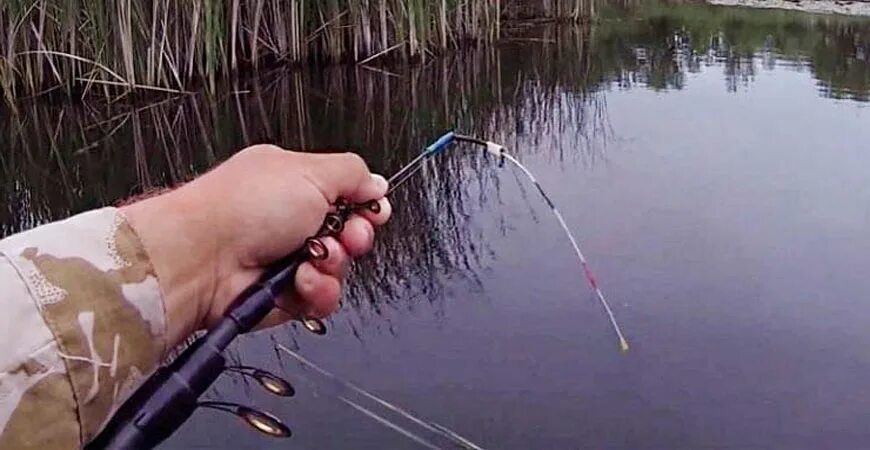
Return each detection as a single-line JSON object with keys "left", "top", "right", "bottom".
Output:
{"left": 88, "top": 131, "right": 628, "bottom": 449}
{"left": 495, "top": 145, "right": 630, "bottom": 352}
{"left": 86, "top": 198, "right": 378, "bottom": 449}
{"left": 87, "top": 133, "right": 464, "bottom": 449}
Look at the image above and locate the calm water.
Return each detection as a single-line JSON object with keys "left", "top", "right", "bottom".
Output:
{"left": 3, "top": 3, "right": 870, "bottom": 449}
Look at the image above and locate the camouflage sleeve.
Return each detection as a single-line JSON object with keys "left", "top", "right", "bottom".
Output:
{"left": 0, "top": 207, "right": 167, "bottom": 449}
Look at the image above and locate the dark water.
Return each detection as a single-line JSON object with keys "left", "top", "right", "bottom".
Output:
{"left": 3, "top": 3, "right": 870, "bottom": 449}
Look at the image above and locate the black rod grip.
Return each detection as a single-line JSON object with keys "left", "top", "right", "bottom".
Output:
{"left": 86, "top": 252, "right": 306, "bottom": 449}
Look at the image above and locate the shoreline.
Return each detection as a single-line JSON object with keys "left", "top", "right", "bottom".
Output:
{"left": 707, "top": 0, "right": 870, "bottom": 16}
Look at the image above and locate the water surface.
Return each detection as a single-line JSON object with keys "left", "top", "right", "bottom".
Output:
{"left": 3, "top": 3, "right": 870, "bottom": 449}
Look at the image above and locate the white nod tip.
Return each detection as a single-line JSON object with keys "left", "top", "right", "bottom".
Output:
{"left": 485, "top": 142, "right": 505, "bottom": 157}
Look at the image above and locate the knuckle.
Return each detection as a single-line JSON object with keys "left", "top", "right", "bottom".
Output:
{"left": 339, "top": 152, "right": 368, "bottom": 173}
{"left": 240, "top": 144, "right": 284, "bottom": 158}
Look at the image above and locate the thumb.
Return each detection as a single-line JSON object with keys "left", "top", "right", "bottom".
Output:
{"left": 303, "top": 152, "right": 388, "bottom": 203}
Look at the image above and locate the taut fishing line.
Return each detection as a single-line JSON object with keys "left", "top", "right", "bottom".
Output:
{"left": 391, "top": 131, "right": 630, "bottom": 352}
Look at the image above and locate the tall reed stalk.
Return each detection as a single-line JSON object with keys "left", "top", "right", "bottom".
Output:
{"left": 0, "top": 0, "right": 600, "bottom": 104}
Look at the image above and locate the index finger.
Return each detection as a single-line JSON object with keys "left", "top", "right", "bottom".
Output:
{"left": 303, "top": 152, "right": 384, "bottom": 204}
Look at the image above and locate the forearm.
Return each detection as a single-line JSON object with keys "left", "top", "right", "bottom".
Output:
{"left": 120, "top": 188, "right": 220, "bottom": 349}
{"left": 0, "top": 208, "right": 167, "bottom": 448}
{"left": 0, "top": 146, "right": 389, "bottom": 448}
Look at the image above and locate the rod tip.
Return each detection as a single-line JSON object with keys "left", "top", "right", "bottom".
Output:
{"left": 425, "top": 131, "right": 456, "bottom": 155}
{"left": 485, "top": 142, "right": 505, "bottom": 157}
{"left": 619, "top": 338, "right": 630, "bottom": 353}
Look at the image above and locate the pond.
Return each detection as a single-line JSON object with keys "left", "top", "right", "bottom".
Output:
{"left": 3, "top": 2, "right": 870, "bottom": 449}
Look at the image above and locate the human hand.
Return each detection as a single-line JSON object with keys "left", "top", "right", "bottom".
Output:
{"left": 121, "top": 145, "right": 392, "bottom": 349}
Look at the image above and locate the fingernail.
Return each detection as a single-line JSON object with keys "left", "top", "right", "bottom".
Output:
{"left": 371, "top": 174, "right": 388, "bottom": 192}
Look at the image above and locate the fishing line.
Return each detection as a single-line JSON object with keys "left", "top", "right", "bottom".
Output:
{"left": 269, "top": 347, "right": 447, "bottom": 449}
{"left": 392, "top": 131, "right": 630, "bottom": 352}
{"left": 338, "top": 397, "right": 443, "bottom": 450}
{"left": 277, "top": 344, "right": 485, "bottom": 449}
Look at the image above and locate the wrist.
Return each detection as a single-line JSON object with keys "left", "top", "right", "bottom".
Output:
{"left": 120, "top": 188, "right": 220, "bottom": 350}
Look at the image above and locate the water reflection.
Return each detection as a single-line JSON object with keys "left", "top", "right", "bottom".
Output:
{"left": 596, "top": 2, "right": 870, "bottom": 100}
{"left": 3, "top": 2, "right": 869, "bottom": 320}
{"left": 0, "top": 4, "right": 867, "bottom": 312}
{"left": 0, "top": 48, "right": 607, "bottom": 326}
{"left": 3, "top": 3, "right": 870, "bottom": 448}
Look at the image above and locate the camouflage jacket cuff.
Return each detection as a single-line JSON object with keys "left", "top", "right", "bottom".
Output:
{"left": 0, "top": 207, "right": 167, "bottom": 447}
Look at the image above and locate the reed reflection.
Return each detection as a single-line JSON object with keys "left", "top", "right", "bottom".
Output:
{"left": 0, "top": 43, "right": 606, "bottom": 329}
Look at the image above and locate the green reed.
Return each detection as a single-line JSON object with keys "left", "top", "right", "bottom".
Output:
{"left": 0, "top": 0, "right": 598, "bottom": 104}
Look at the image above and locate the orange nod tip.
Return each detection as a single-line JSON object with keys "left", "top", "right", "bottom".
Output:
{"left": 620, "top": 338, "right": 630, "bottom": 353}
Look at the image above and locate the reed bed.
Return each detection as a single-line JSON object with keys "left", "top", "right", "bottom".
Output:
{"left": 0, "top": 0, "right": 598, "bottom": 104}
